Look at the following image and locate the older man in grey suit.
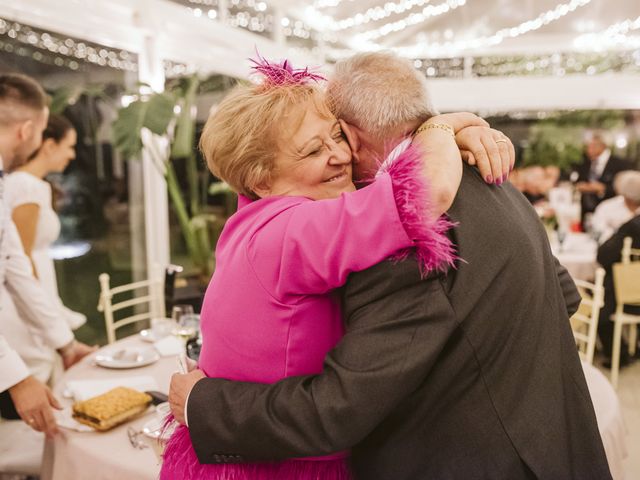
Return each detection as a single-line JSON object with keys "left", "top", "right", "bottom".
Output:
{"left": 170, "top": 53, "right": 610, "bottom": 479}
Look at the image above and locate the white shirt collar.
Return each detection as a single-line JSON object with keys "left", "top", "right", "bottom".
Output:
{"left": 592, "top": 148, "right": 611, "bottom": 177}
{"left": 376, "top": 138, "right": 411, "bottom": 177}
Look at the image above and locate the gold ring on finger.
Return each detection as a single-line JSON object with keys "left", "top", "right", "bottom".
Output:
{"left": 495, "top": 139, "right": 508, "bottom": 144}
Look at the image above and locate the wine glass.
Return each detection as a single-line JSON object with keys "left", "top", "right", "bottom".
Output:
{"left": 171, "top": 305, "right": 195, "bottom": 344}
{"left": 171, "top": 304, "right": 194, "bottom": 323}
{"left": 176, "top": 314, "right": 199, "bottom": 344}
{"left": 557, "top": 229, "right": 567, "bottom": 253}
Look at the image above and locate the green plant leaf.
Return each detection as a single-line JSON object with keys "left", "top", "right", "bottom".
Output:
{"left": 144, "top": 93, "right": 175, "bottom": 135}
{"left": 112, "top": 99, "right": 147, "bottom": 158}
{"left": 112, "top": 93, "right": 175, "bottom": 158}
{"left": 172, "top": 76, "right": 200, "bottom": 158}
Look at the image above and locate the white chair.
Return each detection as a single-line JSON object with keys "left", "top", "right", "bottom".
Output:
{"left": 621, "top": 236, "right": 640, "bottom": 264}
{"left": 570, "top": 267, "right": 605, "bottom": 365}
{"left": 620, "top": 236, "right": 640, "bottom": 357}
{"left": 98, "top": 266, "right": 165, "bottom": 344}
{"left": 610, "top": 261, "right": 640, "bottom": 388}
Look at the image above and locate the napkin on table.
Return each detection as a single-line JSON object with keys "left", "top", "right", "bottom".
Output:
{"left": 153, "top": 336, "right": 184, "bottom": 357}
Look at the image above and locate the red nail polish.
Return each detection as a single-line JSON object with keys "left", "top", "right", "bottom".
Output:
{"left": 486, "top": 175, "right": 493, "bottom": 183}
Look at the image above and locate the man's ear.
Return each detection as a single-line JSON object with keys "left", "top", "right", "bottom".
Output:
{"left": 339, "top": 120, "right": 361, "bottom": 161}
{"left": 18, "top": 119, "right": 34, "bottom": 142}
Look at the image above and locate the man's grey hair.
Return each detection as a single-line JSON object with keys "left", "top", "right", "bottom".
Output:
{"left": 615, "top": 170, "right": 640, "bottom": 204}
{"left": 327, "top": 52, "right": 437, "bottom": 137}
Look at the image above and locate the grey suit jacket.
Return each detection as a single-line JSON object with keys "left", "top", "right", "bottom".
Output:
{"left": 187, "top": 166, "right": 611, "bottom": 479}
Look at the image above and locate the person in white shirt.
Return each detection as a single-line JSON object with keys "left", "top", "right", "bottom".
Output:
{"left": 0, "top": 73, "right": 94, "bottom": 438}
{"left": 1, "top": 114, "right": 87, "bottom": 387}
{"left": 591, "top": 171, "right": 639, "bottom": 243}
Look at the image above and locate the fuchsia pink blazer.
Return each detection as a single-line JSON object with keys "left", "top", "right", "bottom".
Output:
{"left": 161, "top": 146, "right": 455, "bottom": 480}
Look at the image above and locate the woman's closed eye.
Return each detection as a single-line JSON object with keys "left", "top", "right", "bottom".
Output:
{"left": 306, "top": 145, "right": 323, "bottom": 157}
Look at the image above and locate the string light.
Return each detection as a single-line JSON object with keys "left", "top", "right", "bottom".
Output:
{"left": 0, "top": 18, "right": 138, "bottom": 71}
{"left": 574, "top": 16, "right": 640, "bottom": 51}
{"left": 185, "top": 4, "right": 313, "bottom": 40}
{"left": 306, "top": 0, "right": 461, "bottom": 32}
{"left": 390, "top": 0, "right": 592, "bottom": 58}
{"left": 328, "top": 0, "right": 464, "bottom": 36}
{"left": 312, "top": 0, "right": 346, "bottom": 8}
{"left": 187, "top": 0, "right": 268, "bottom": 14}
{"left": 415, "top": 50, "right": 640, "bottom": 78}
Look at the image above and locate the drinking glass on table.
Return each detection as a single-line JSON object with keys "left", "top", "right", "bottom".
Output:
{"left": 176, "top": 314, "right": 199, "bottom": 343}
{"left": 557, "top": 228, "right": 567, "bottom": 253}
{"left": 171, "top": 305, "right": 197, "bottom": 344}
{"left": 171, "top": 304, "right": 194, "bottom": 323}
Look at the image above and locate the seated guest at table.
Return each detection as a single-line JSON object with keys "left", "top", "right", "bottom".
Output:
{"left": 519, "top": 166, "right": 547, "bottom": 204}
{"left": 1, "top": 114, "right": 87, "bottom": 390}
{"left": 596, "top": 186, "right": 640, "bottom": 367}
{"left": 514, "top": 165, "right": 560, "bottom": 206}
{"left": 160, "top": 55, "right": 511, "bottom": 480}
{"left": 592, "top": 170, "right": 640, "bottom": 242}
{"left": 570, "top": 132, "right": 634, "bottom": 221}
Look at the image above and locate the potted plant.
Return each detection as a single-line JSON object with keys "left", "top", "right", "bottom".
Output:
{"left": 111, "top": 75, "right": 234, "bottom": 282}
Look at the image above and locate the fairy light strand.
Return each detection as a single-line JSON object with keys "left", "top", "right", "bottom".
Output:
{"left": 388, "top": 0, "right": 593, "bottom": 58}
{"left": 308, "top": 0, "right": 447, "bottom": 31}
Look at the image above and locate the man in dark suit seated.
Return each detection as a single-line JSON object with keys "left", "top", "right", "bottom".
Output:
{"left": 596, "top": 172, "right": 640, "bottom": 367}
{"left": 169, "top": 53, "right": 611, "bottom": 479}
{"left": 571, "top": 132, "right": 634, "bottom": 222}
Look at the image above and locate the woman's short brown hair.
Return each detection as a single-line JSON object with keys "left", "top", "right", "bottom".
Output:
{"left": 200, "top": 82, "right": 333, "bottom": 200}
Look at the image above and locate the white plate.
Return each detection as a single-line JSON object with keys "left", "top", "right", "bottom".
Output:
{"left": 139, "top": 329, "right": 164, "bottom": 343}
{"left": 55, "top": 407, "right": 94, "bottom": 432}
{"left": 95, "top": 347, "right": 160, "bottom": 369}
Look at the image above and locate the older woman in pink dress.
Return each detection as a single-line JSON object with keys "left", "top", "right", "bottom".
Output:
{"left": 160, "top": 57, "right": 490, "bottom": 479}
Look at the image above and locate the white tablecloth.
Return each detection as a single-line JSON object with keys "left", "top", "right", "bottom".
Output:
{"left": 41, "top": 336, "right": 171, "bottom": 480}
{"left": 551, "top": 232, "right": 598, "bottom": 281}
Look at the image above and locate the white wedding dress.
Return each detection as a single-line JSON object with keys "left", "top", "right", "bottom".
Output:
{"left": 0, "top": 171, "right": 86, "bottom": 383}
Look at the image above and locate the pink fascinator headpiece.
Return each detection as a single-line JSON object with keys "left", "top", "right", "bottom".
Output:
{"left": 250, "top": 51, "right": 325, "bottom": 87}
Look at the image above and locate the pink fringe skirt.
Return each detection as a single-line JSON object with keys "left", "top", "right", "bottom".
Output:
{"left": 160, "top": 424, "right": 353, "bottom": 480}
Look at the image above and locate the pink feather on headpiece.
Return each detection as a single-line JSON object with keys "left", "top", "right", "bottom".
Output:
{"left": 250, "top": 51, "right": 325, "bottom": 87}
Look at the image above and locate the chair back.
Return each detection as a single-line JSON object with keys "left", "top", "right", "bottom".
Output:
{"left": 621, "top": 236, "right": 640, "bottom": 264}
{"left": 98, "top": 265, "right": 165, "bottom": 344}
{"left": 612, "top": 261, "right": 640, "bottom": 306}
{"left": 570, "top": 268, "right": 606, "bottom": 364}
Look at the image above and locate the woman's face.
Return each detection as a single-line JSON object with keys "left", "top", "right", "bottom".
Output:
{"left": 46, "top": 129, "right": 77, "bottom": 174}
{"left": 267, "top": 106, "right": 355, "bottom": 200}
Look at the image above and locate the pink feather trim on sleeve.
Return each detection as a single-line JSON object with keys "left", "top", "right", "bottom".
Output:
{"left": 378, "top": 143, "right": 458, "bottom": 276}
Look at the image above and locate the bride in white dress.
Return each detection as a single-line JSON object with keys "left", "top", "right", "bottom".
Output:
{"left": 0, "top": 114, "right": 86, "bottom": 384}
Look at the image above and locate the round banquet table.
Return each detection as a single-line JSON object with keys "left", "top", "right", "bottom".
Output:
{"left": 40, "top": 336, "right": 173, "bottom": 480}
{"left": 39, "top": 338, "right": 628, "bottom": 480}
{"left": 551, "top": 232, "right": 598, "bottom": 281}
